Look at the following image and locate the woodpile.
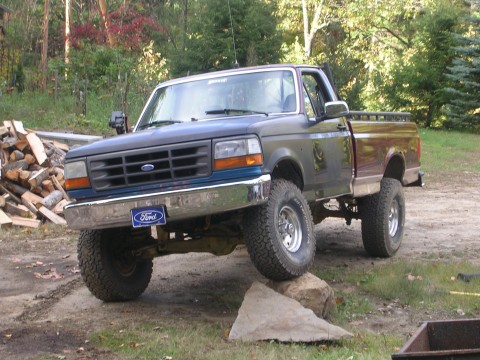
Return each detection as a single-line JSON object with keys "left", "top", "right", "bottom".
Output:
{"left": 0, "top": 120, "right": 71, "bottom": 229}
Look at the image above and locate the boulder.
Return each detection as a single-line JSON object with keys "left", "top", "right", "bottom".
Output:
{"left": 267, "top": 272, "right": 336, "bottom": 318}
{"left": 229, "top": 281, "right": 352, "bottom": 342}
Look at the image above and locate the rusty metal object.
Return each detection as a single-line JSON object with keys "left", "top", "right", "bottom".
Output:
{"left": 392, "top": 319, "right": 480, "bottom": 359}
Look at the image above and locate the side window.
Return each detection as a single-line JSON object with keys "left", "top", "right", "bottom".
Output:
{"left": 302, "top": 73, "right": 328, "bottom": 119}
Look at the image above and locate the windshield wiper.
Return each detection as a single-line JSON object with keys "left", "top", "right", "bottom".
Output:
{"left": 137, "top": 120, "right": 181, "bottom": 130}
{"left": 205, "top": 108, "right": 268, "bottom": 116}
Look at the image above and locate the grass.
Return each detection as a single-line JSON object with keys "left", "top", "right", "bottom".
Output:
{"left": 419, "top": 128, "right": 480, "bottom": 174}
{"left": 90, "top": 319, "right": 402, "bottom": 360}
{"left": 316, "top": 259, "right": 480, "bottom": 317}
{"left": 0, "top": 90, "right": 147, "bottom": 136}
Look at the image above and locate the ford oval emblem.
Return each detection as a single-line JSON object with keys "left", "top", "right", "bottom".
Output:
{"left": 141, "top": 164, "right": 155, "bottom": 172}
{"left": 133, "top": 210, "right": 165, "bottom": 225}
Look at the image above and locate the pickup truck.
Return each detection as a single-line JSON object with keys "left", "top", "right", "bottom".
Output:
{"left": 63, "top": 64, "right": 423, "bottom": 302}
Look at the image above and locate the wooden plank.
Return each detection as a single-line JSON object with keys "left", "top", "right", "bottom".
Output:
{"left": 53, "top": 140, "right": 70, "bottom": 152}
{"left": 26, "top": 133, "right": 48, "bottom": 165}
{"left": 38, "top": 206, "right": 67, "bottom": 225}
{"left": 10, "top": 215, "right": 41, "bottom": 228}
{"left": 0, "top": 209, "right": 12, "bottom": 228}
{"left": 21, "top": 190, "right": 43, "bottom": 205}
{"left": 0, "top": 194, "right": 6, "bottom": 207}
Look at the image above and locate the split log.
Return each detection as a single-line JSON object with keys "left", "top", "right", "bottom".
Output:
{"left": 37, "top": 206, "right": 67, "bottom": 225}
{"left": 0, "top": 126, "right": 9, "bottom": 138}
{"left": 19, "top": 170, "right": 32, "bottom": 188}
{"left": 10, "top": 215, "right": 41, "bottom": 228}
{"left": 36, "top": 190, "right": 62, "bottom": 210}
{"left": 42, "top": 179, "right": 55, "bottom": 193}
{"left": 0, "top": 182, "right": 23, "bottom": 203}
{"left": 4, "top": 202, "right": 34, "bottom": 218}
{"left": 12, "top": 120, "right": 28, "bottom": 140}
{"left": 21, "top": 191, "right": 43, "bottom": 215}
{"left": 28, "top": 168, "right": 49, "bottom": 189}
{"left": 10, "top": 150, "right": 25, "bottom": 161}
{"left": 2, "top": 136, "right": 16, "bottom": 149}
{"left": 26, "top": 133, "right": 48, "bottom": 165}
{"left": 3, "top": 159, "right": 29, "bottom": 172}
{"left": 3, "top": 120, "right": 16, "bottom": 138}
{"left": 5, "top": 168, "right": 20, "bottom": 182}
{"left": 0, "top": 209, "right": 12, "bottom": 227}
{"left": 24, "top": 153, "right": 36, "bottom": 165}
{"left": 52, "top": 199, "right": 69, "bottom": 214}
{"left": 14, "top": 139, "right": 30, "bottom": 152}
{"left": 51, "top": 175, "right": 70, "bottom": 201}
{"left": 0, "top": 194, "right": 6, "bottom": 207}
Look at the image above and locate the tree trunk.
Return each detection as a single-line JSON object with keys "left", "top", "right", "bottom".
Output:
{"left": 65, "top": 0, "right": 72, "bottom": 68}
{"left": 98, "top": 0, "right": 116, "bottom": 47}
{"left": 40, "top": 0, "right": 50, "bottom": 92}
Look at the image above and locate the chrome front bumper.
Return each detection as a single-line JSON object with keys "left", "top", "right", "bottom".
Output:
{"left": 64, "top": 174, "right": 271, "bottom": 230}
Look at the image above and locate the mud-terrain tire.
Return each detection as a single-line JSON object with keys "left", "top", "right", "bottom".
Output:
{"left": 361, "top": 178, "right": 405, "bottom": 257}
{"left": 244, "top": 179, "right": 315, "bottom": 280}
{"left": 78, "top": 227, "right": 153, "bottom": 302}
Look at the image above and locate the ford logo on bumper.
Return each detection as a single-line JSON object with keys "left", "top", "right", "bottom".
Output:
{"left": 141, "top": 164, "right": 155, "bottom": 172}
{"left": 131, "top": 207, "right": 166, "bottom": 227}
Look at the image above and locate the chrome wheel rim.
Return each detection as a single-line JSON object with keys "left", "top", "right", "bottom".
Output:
{"left": 278, "top": 205, "right": 302, "bottom": 252}
{"left": 389, "top": 199, "right": 400, "bottom": 238}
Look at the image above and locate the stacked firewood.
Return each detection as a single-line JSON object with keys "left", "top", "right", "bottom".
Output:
{"left": 0, "top": 120, "right": 71, "bottom": 229}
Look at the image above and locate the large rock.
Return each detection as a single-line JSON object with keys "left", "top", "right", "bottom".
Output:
{"left": 229, "top": 281, "right": 352, "bottom": 342}
{"left": 267, "top": 272, "right": 336, "bottom": 318}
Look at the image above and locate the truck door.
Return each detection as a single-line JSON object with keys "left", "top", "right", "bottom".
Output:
{"left": 301, "top": 69, "right": 353, "bottom": 198}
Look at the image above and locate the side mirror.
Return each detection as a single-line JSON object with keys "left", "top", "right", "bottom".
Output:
{"left": 324, "top": 101, "right": 349, "bottom": 119}
{"left": 109, "top": 111, "right": 130, "bottom": 135}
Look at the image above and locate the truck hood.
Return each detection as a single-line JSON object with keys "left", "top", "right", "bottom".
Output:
{"left": 66, "top": 115, "right": 273, "bottom": 159}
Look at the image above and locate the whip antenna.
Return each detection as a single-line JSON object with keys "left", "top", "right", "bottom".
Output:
{"left": 227, "top": 0, "right": 239, "bottom": 68}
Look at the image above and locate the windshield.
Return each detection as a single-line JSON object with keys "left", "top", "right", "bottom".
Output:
{"left": 136, "top": 69, "right": 297, "bottom": 129}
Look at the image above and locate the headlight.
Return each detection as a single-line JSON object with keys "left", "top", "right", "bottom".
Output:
{"left": 64, "top": 160, "right": 90, "bottom": 189}
{"left": 214, "top": 137, "right": 263, "bottom": 170}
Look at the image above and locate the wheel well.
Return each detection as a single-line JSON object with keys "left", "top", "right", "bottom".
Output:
{"left": 383, "top": 155, "right": 404, "bottom": 182}
{"left": 271, "top": 159, "right": 304, "bottom": 190}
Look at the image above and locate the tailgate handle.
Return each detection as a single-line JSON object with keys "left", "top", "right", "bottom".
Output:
{"left": 337, "top": 124, "right": 347, "bottom": 131}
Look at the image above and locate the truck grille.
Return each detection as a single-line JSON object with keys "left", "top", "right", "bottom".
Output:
{"left": 87, "top": 141, "right": 211, "bottom": 191}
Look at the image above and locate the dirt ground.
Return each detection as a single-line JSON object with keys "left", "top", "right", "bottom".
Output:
{"left": 1, "top": 171, "right": 479, "bottom": 359}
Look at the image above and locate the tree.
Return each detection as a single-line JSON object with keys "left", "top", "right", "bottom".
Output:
{"left": 444, "top": 0, "right": 480, "bottom": 131}
{"left": 40, "top": 0, "right": 49, "bottom": 92}
{"left": 379, "top": 1, "right": 462, "bottom": 126}
{"left": 169, "top": 0, "right": 281, "bottom": 77}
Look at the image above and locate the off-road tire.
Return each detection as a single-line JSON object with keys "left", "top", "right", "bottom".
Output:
{"left": 361, "top": 178, "right": 405, "bottom": 257}
{"left": 78, "top": 227, "right": 153, "bottom": 302}
{"left": 244, "top": 179, "right": 315, "bottom": 280}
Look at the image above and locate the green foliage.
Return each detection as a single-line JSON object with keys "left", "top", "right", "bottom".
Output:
{"left": 444, "top": 0, "right": 480, "bottom": 132}
{"left": 169, "top": 0, "right": 282, "bottom": 77}
{"left": 378, "top": 0, "right": 462, "bottom": 126}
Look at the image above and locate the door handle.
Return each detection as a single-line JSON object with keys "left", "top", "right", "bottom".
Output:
{"left": 337, "top": 124, "right": 347, "bottom": 131}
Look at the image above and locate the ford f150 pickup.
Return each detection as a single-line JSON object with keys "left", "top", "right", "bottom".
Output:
{"left": 64, "top": 64, "right": 424, "bottom": 301}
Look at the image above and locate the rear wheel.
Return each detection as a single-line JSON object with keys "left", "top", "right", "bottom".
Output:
{"left": 244, "top": 179, "right": 315, "bottom": 280}
{"left": 78, "top": 227, "right": 153, "bottom": 302}
{"left": 361, "top": 178, "right": 405, "bottom": 257}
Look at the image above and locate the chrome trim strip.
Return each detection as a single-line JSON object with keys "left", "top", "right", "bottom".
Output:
{"left": 64, "top": 175, "right": 271, "bottom": 230}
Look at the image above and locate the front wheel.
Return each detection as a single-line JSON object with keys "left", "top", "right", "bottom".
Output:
{"left": 244, "top": 179, "right": 315, "bottom": 280}
{"left": 78, "top": 227, "right": 153, "bottom": 302}
{"left": 361, "top": 178, "right": 405, "bottom": 257}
